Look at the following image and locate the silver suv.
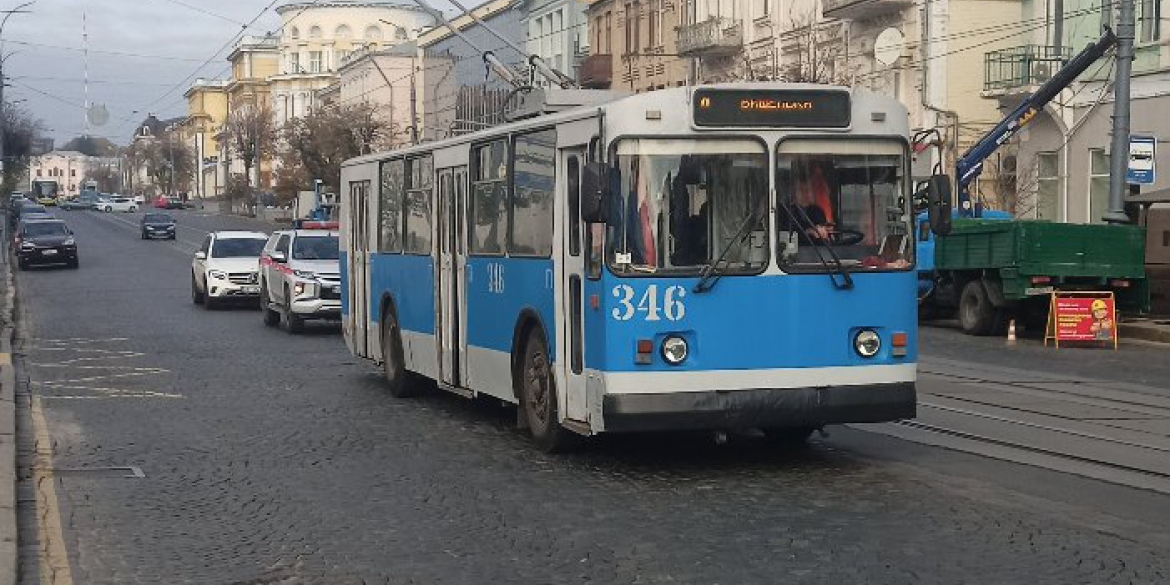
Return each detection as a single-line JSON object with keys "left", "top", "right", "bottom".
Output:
{"left": 258, "top": 227, "right": 341, "bottom": 333}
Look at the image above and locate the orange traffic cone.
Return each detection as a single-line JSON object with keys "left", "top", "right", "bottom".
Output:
{"left": 1007, "top": 319, "right": 1017, "bottom": 343}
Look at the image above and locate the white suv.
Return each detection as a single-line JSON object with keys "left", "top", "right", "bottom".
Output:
{"left": 191, "top": 231, "right": 269, "bottom": 310}
{"left": 258, "top": 227, "right": 341, "bottom": 333}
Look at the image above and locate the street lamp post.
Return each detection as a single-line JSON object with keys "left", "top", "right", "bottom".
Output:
{"left": 0, "top": 1, "right": 36, "bottom": 186}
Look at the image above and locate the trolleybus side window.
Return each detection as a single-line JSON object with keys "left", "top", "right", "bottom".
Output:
{"left": 607, "top": 138, "right": 768, "bottom": 275}
{"left": 379, "top": 159, "right": 405, "bottom": 253}
{"left": 470, "top": 139, "right": 509, "bottom": 255}
{"left": 776, "top": 139, "right": 912, "bottom": 272}
{"left": 585, "top": 137, "right": 604, "bottom": 279}
{"left": 404, "top": 154, "right": 434, "bottom": 255}
{"left": 510, "top": 129, "right": 556, "bottom": 258}
{"left": 567, "top": 155, "right": 581, "bottom": 257}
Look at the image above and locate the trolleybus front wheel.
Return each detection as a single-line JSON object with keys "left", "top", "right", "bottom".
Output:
{"left": 519, "top": 327, "right": 579, "bottom": 453}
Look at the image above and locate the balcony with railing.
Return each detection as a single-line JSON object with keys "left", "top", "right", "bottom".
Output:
{"left": 677, "top": 17, "right": 743, "bottom": 58}
{"left": 983, "top": 45, "right": 1072, "bottom": 95}
{"left": 578, "top": 54, "right": 612, "bottom": 89}
{"left": 822, "top": 0, "right": 913, "bottom": 20}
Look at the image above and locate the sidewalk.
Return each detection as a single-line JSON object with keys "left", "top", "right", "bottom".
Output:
{"left": 0, "top": 223, "right": 16, "bottom": 585}
{"left": 1121, "top": 317, "right": 1170, "bottom": 344}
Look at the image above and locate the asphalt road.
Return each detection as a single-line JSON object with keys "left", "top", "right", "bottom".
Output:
{"left": 12, "top": 209, "right": 1170, "bottom": 584}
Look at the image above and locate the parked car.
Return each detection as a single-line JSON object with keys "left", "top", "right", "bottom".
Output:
{"left": 100, "top": 197, "right": 138, "bottom": 213}
{"left": 60, "top": 193, "right": 100, "bottom": 211}
{"left": 140, "top": 213, "right": 176, "bottom": 240}
{"left": 153, "top": 195, "right": 184, "bottom": 209}
{"left": 258, "top": 225, "right": 341, "bottom": 332}
{"left": 132, "top": 194, "right": 146, "bottom": 205}
{"left": 14, "top": 219, "right": 78, "bottom": 270}
{"left": 191, "top": 231, "right": 269, "bottom": 310}
{"left": 16, "top": 203, "right": 53, "bottom": 223}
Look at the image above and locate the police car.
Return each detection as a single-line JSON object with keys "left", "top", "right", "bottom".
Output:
{"left": 258, "top": 221, "right": 341, "bottom": 333}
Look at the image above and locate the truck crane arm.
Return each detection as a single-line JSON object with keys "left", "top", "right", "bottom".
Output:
{"left": 955, "top": 28, "right": 1117, "bottom": 215}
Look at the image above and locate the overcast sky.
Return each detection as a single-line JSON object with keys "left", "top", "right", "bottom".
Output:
{"left": 2, "top": 0, "right": 460, "bottom": 147}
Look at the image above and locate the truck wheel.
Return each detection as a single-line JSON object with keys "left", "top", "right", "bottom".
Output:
{"left": 519, "top": 327, "right": 579, "bottom": 453}
{"left": 381, "top": 310, "right": 416, "bottom": 397}
{"left": 959, "top": 280, "right": 996, "bottom": 336}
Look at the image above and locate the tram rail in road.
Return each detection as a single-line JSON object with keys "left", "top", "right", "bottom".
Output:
{"left": 858, "top": 357, "right": 1170, "bottom": 494}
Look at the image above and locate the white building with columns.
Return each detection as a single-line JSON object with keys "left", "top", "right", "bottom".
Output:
{"left": 270, "top": 1, "right": 436, "bottom": 127}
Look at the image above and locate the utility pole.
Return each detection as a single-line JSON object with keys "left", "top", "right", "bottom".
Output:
{"left": 1105, "top": 0, "right": 1135, "bottom": 223}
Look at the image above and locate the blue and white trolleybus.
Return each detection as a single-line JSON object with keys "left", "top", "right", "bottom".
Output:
{"left": 340, "top": 84, "right": 933, "bottom": 451}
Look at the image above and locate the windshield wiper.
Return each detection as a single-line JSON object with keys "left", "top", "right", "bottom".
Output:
{"left": 694, "top": 198, "right": 764, "bottom": 294}
{"left": 780, "top": 201, "right": 854, "bottom": 290}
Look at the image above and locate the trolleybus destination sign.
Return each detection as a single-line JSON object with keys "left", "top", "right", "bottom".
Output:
{"left": 692, "top": 88, "right": 851, "bottom": 128}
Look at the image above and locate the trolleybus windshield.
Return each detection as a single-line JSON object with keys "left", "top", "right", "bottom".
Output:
{"left": 608, "top": 139, "right": 768, "bottom": 276}
{"left": 776, "top": 139, "right": 912, "bottom": 272}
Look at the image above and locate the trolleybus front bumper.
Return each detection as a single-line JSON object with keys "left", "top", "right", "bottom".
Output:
{"left": 600, "top": 382, "right": 915, "bottom": 433}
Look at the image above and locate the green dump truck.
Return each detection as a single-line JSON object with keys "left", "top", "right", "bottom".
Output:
{"left": 918, "top": 216, "right": 1149, "bottom": 335}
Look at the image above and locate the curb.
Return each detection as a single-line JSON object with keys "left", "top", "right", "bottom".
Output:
{"left": 0, "top": 233, "right": 16, "bottom": 585}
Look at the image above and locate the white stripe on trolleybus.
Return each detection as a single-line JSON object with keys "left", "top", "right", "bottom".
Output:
{"left": 602, "top": 364, "right": 916, "bottom": 394}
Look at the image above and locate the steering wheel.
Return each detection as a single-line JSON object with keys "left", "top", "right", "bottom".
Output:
{"left": 828, "top": 229, "right": 865, "bottom": 246}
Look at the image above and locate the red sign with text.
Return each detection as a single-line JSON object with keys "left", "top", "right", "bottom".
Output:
{"left": 1052, "top": 295, "right": 1116, "bottom": 342}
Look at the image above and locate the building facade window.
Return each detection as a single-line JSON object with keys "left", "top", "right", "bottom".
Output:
{"left": 288, "top": 52, "right": 300, "bottom": 73}
{"left": 309, "top": 51, "right": 322, "bottom": 73}
{"left": 365, "top": 25, "right": 382, "bottom": 41}
{"left": 1036, "top": 152, "right": 1060, "bottom": 221}
{"left": 335, "top": 24, "right": 351, "bottom": 38}
{"left": 1088, "top": 148, "right": 1110, "bottom": 223}
{"left": 309, "top": 25, "right": 322, "bottom": 39}
{"left": 290, "top": 26, "right": 300, "bottom": 40}
{"left": 1138, "top": 0, "right": 1161, "bottom": 43}
{"left": 648, "top": 0, "right": 659, "bottom": 47}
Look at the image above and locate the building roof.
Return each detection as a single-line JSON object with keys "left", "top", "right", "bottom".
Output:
{"left": 418, "top": 0, "right": 516, "bottom": 48}
{"left": 134, "top": 115, "right": 187, "bottom": 140}
{"left": 275, "top": 1, "right": 431, "bottom": 15}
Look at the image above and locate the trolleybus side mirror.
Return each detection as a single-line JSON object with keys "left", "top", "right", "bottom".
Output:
{"left": 927, "top": 174, "right": 953, "bottom": 236}
{"left": 581, "top": 162, "right": 610, "bottom": 224}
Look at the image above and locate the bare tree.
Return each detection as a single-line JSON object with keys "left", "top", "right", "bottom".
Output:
{"left": 142, "top": 130, "right": 195, "bottom": 195}
{"left": 223, "top": 103, "right": 275, "bottom": 191}
{"left": 83, "top": 159, "right": 122, "bottom": 193}
{"left": 281, "top": 103, "right": 389, "bottom": 193}
{"left": 1, "top": 104, "right": 45, "bottom": 195}
{"left": 778, "top": 10, "right": 853, "bottom": 85}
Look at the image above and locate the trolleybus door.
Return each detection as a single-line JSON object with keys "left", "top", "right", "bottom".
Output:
{"left": 559, "top": 149, "right": 588, "bottom": 421}
{"left": 435, "top": 166, "right": 468, "bottom": 387}
{"left": 347, "top": 180, "right": 373, "bottom": 358}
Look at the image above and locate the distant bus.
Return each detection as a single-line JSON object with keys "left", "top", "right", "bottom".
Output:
{"left": 31, "top": 180, "right": 59, "bottom": 202}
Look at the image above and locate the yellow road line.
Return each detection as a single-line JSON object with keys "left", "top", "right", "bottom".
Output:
{"left": 31, "top": 395, "right": 75, "bottom": 585}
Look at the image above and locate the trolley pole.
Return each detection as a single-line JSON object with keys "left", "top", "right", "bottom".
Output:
{"left": 1105, "top": 0, "right": 1136, "bottom": 223}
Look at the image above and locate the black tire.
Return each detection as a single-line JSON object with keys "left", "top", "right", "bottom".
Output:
{"left": 762, "top": 427, "right": 815, "bottom": 446}
{"left": 129, "top": 206, "right": 137, "bottom": 213}
{"left": 141, "top": 230, "right": 148, "bottom": 240}
{"left": 169, "top": 234, "right": 176, "bottom": 240}
{"left": 17, "top": 259, "right": 27, "bottom": 271}
{"left": 283, "top": 287, "right": 305, "bottom": 333}
{"left": 380, "top": 310, "right": 416, "bottom": 397}
{"left": 67, "top": 258, "right": 79, "bottom": 269}
{"left": 519, "top": 327, "right": 579, "bottom": 453}
{"left": 260, "top": 286, "right": 280, "bottom": 327}
{"left": 959, "top": 280, "right": 996, "bottom": 336}
{"left": 204, "top": 295, "right": 218, "bottom": 310}
{"left": 191, "top": 273, "right": 204, "bottom": 305}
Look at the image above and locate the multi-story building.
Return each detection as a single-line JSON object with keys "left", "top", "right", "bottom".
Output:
{"left": 582, "top": 0, "right": 689, "bottom": 91}
{"left": 984, "top": 0, "right": 1170, "bottom": 224}
{"left": 183, "top": 79, "right": 229, "bottom": 200}
{"left": 270, "top": 0, "right": 435, "bottom": 127}
{"left": 418, "top": 0, "right": 528, "bottom": 137}
{"left": 222, "top": 34, "right": 280, "bottom": 188}
{"left": 520, "top": 0, "right": 590, "bottom": 87}
{"left": 332, "top": 42, "right": 455, "bottom": 148}
{"left": 29, "top": 151, "right": 92, "bottom": 197}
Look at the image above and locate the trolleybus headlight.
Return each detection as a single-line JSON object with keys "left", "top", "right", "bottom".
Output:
{"left": 661, "top": 336, "right": 688, "bottom": 365}
{"left": 854, "top": 330, "right": 881, "bottom": 358}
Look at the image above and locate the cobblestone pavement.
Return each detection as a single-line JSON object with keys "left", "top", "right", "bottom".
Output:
{"left": 12, "top": 209, "right": 1170, "bottom": 584}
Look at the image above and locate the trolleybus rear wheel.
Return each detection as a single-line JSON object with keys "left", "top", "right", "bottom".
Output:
{"left": 381, "top": 311, "right": 416, "bottom": 398}
{"left": 763, "top": 427, "right": 815, "bottom": 445}
{"left": 519, "top": 327, "right": 578, "bottom": 453}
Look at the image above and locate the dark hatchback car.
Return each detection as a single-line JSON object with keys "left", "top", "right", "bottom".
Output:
{"left": 140, "top": 213, "right": 176, "bottom": 240}
{"left": 15, "top": 219, "right": 78, "bottom": 270}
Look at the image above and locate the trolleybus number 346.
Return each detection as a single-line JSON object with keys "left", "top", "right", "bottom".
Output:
{"left": 611, "top": 284, "right": 687, "bottom": 322}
